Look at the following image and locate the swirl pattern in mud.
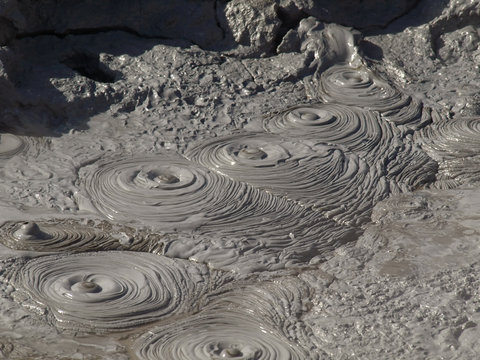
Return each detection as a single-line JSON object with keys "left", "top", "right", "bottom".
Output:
{"left": 136, "top": 312, "right": 308, "bottom": 359}
{"left": 135, "top": 278, "right": 314, "bottom": 360}
{"left": 82, "top": 153, "right": 249, "bottom": 229}
{"left": 82, "top": 152, "right": 358, "bottom": 272}
{"left": 14, "top": 252, "right": 217, "bottom": 332}
{"left": 263, "top": 103, "right": 398, "bottom": 161}
{"left": 161, "top": 189, "right": 359, "bottom": 272}
{"left": 417, "top": 117, "right": 480, "bottom": 159}
{"left": 182, "top": 196, "right": 358, "bottom": 272}
{"left": 312, "top": 65, "right": 429, "bottom": 129}
{"left": 386, "top": 141, "right": 438, "bottom": 192}
{"left": 185, "top": 133, "right": 389, "bottom": 225}
{"left": 416, "top": 117, "right": 480, "bottom": 187}
{"left": 0, "top": 134, "right": 26, "bottom": 159}
{"left": 0, "top": 219, "right": 163, "bottom": 253}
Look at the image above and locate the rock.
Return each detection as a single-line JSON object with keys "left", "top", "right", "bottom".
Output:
{"left": 277, "top": 29, "right": 301, "bottom": 53}
{"left": 278, "top": 0, "right": 420, "bottom": 29}
{"left": 0, "top": 0, "right": 224, "bottom": 49}
{"left": 219, "top": 0, "right": 282, "bottom": 57}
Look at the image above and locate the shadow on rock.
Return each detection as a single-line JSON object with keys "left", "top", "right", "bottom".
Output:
{"left": 0, "top": 31, "right": 198, "bottom": 137}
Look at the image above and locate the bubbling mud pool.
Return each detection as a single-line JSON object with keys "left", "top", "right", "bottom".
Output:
{"left": 134, "top": 278, "right": 313, "bottom": 359}
{"left": 312, "top": 64, "right": 426, "bottom": 127}
{"left": 185, "top": 132, "right": 388, "bottom": 225}
{"left": 11, "top": 251, "right": 226, "bottom": 332}
{"left": 1, "top": 2, "right": 480, "bottom": 358}
{"left": 80, "top": 151, "right": 359, "bottom": 272}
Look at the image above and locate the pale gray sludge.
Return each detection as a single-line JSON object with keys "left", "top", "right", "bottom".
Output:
{"left": 81, "top": 151, "right": 358, "bottom": 272}
{"left": 1, "top": 0, "right": 480, "bottom": 358}
{"left": 12, "top": 252, "right": 226, "bottom": 333}
{"left": 0, "top": 136, "right": 77, "bottom": 211}
{"left": 135, "top": 277, "right": 317, "bottom": 360}
{"left": 186, "top": 132, "right": 388, "bottom": 226}
{"left": 310, "top": 64, "right": 430, "bottom": 130}
{"left": 301, "top": 188, "right": 480, "bottom": 358}
{"left": 0, "top": 134, "right": 26, "bottom": 159}
{"left": 263, "top": 103, "right": 397, "bottom": 161}
{"left": 385, "top": 140, "right": 438, "bottom": 192}
{"left": 136, "top": 310, "right": 309, "bottom": 359}
{"left": 416, "top": 116, "right": 480, "bottom": 188}
{"left": 263, "top": 102, "right": 437, "bottom": 193}
{"left": 81, "top": 152, "right": 232, "bottom": 228}
{"left": 0, "top": 218, "right": 164, "bottom": 253}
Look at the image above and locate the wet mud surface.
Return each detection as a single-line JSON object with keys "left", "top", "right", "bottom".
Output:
{"left": 1, "top": 0, "right": 480, "bottom": 358}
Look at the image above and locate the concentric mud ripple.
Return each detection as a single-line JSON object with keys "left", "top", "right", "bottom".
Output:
{"left": 416, "top": 117, "right": 480, "bottom": 187}
{"left": 136, "top": 312, "right": 308, "bottom": 359}
{"left": 82, "top": 153, "right": 247, "bottom": 229}
{"left": 417, "top": 117, "right": 480, "bottom": 159}
{"left": 185, "top": 133, "right": 389, "bottom": 225}
{"left": 135, "top": 278, "right": 314, "bottom": 359}
{"left": 264, "top": 103, "right": 399, "bottom": 161}
{"left": 14, "top": 252, "right": 218, "bottom": 332}
{"left": 0, "top": 219, "right": 162, "bottom": 253}
{"left": 312, "top": 65, "right": 428, "bottom": 129}
{"left": 0, "top": 134, "right": 26, "bottom": 159}
{"left": 82, "top": 152, "right": 358, "bottom": 272}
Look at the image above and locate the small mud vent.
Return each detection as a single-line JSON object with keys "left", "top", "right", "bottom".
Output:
{"left": 61, "top": 51, "right": 117, "bottom": 83}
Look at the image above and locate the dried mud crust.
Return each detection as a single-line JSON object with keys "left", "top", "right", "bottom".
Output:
{"left": 308, "top": 258, "right": 480, "bottom": 359}
{"left": 306, "top": 188, "right": 480, "bottom": 358}
{"left": 364, "top": 0, "right": 480, "bottom": 116}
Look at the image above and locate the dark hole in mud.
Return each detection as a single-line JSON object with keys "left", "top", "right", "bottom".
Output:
{"left": 359, "top": 40, "right": 384, "bottom": 61}
{"left": 60, "top": 51, "right": 117, "bottom": 83}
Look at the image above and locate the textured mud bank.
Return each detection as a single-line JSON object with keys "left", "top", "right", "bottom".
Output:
{"left": 1, "top": 0, "right": 480, "bottom": 359}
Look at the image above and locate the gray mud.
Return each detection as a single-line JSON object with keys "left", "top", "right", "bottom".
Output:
{"left": 1, "top": 0, "right": 480, "bottom": 359}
